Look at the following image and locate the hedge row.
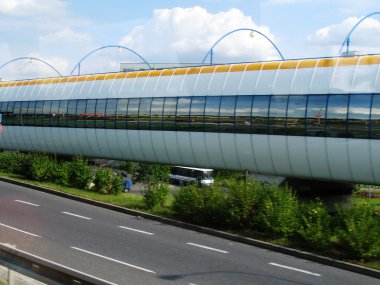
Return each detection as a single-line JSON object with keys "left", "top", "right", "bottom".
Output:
{"left": 172, "top": 180, "right": 380, "bottom": 261}
{"left": 0, "top": 151, "right": 121, "bottom": 195}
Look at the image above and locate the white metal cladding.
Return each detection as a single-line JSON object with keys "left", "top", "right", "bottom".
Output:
{"left": 2, "top": 55, "right": 380, "bottom": 100}
{"left": 0, "top": 127, "right": 379, "bottom": 184}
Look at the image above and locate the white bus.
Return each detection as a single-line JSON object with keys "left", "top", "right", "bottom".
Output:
{"left": 169, "top": 166, "right": 214, "bottom": 186}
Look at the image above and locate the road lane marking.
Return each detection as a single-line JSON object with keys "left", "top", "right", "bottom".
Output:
{"left": 0, "top": 244, "right": 118, "bottom": 285}
{"left": 14, "top": 200, "right": 40, "bottom": 207}
{"left": 186, "top": 242, "right": 229, "bottom": 254}
{"left": 0, "top": 222, "right": 41, "bottom": 238}
{"left": 62, "top": 212, "right": 92, "bottom": 220}
{"left": 118, "top": 226, "right": 154, "bottom": 235}
{"left": 269, "top": 262, "right": 321, "bottom": 277}
{"left": 71, "top": 246, "right": 156, "bottom": 274}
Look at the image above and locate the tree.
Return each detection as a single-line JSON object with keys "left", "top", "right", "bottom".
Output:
{"left": 136, "top": 162, "right": 171, "bottom": 186}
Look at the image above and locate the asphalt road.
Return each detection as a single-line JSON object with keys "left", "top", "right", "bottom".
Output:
{"left": 0, "top": 180, "right": 378, "bottom": 285}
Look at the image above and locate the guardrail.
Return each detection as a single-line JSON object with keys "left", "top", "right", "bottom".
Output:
{"left": 0, "top": 243, "right": 117, "bottom": 285}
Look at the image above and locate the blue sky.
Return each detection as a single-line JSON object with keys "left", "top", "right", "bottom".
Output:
{"left": 0, "top": 0, "right": 380, "bottom": 79}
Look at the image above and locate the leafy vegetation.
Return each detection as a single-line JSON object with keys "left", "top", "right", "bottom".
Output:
{"left": 0, "top": 150, "right": 379, "bottom": 266}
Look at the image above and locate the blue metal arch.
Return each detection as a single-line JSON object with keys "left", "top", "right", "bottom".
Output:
{"left": 70, "top": 45, "right": 152, "bottom": 75}
{"left": 0, "top": 57, "right": 62, "bottom": 77}
{"left": 339, "top": 12, "right": 380, "bottom": 56}
{"left": 201, "top": 28, "right": 285, "bottom": 65}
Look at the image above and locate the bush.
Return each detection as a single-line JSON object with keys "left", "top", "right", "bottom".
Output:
{"left": 68, "top": 156, "right": 91, "bottom": 189}
{"left": 255, "top": 184, "right": 299, "bottom": 237}
{"left": 225, "top": 180, "right": 260, "bottom": 228}
{"left": 93, "top": 167, "right": 121, "bottom": 195}
{"left": 173, "top": 184, "right": 228, "bottom": 227}
{"left": 50, "top": 161, "right": 70, "bottom": 186}
{"left": 334, "top": 201, "right": 380, "bottom": 260}
{"left": 0, "top": 151, "right": 28, "bottom": 174}
{"left": 143, "top": 183, "right": 169, "bottom": 209}
{"left": 297, "top": 200, "right": 332, "bottom": 250}
{"left": 25, "top": 154, "right": 56, "bottom": 182}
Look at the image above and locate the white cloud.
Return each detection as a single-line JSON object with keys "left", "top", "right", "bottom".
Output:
{"left": 308, "top": 16, "right": 380, "bottom": 55}
{"left": 119, "top": 6, "right": 282, "bottom": 63}
{"left": 0, "top": 0, "right": 67, "bottom": 17}
{"left": 0, "top": 53, "right": 69, "bottom": 80}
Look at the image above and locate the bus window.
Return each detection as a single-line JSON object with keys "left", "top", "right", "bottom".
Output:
{"left": 169, "top": 166, "right": 214, "bottom": 186}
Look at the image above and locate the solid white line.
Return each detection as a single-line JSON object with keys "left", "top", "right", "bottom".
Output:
{"left": 269, "top": 262, "right": 321, "bottom": 277}
{"left": 186, "top": 242, "right": 229, "bottom": 254}
{"left": 0, "top": 243, "right": 118, "bottom": 285}
{"left": 0, "top": 222, "right": 41, "bottom": 238}
{"left": 71, "top": 247, "right": 156, "bottom": 274}
{"left": 118, "top": 226, "right": 154, "bottom": 235}
{"left": 62, "top": 212, "right": 92, "bottom": 220}
{"left": 14, "top": 200, "right": 40, "bottom": 207}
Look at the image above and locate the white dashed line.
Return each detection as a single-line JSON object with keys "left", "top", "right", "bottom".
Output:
{"left": 0, "top": 244, "right": 118, "bottom": 285}
{"left": 62, "top": 212, "right": 92, "bottom": 220}
{"left": 118, "top": 226, "right": 154, "bottom": 235}
{"left": 186, "top": 242, "right": 229, "bottom": 254}
{"left": 71, "top": 247, "right": 156, "bottom": 274}
{"left": 14, "top": 200, "right": 40, "bottom": 207}
{"left": 0, "top": 222, "right": 41, "bottom": 238}
{"left": 269, "top": 262, "right": 321, "bottom": 276}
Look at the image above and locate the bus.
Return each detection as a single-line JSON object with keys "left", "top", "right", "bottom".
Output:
{"left": 169, "top": 166, "right": 214, "bottom": 186}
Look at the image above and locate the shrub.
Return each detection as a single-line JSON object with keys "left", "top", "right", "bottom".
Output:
{"left": 297, "top": 200, "right": 332, "bottom": 250}
{"left": 143, "top": 182, "right": 169, "bottom": 209}
{"left": 334, "top": 201, "right": 380, "bottom": 260}
{"left": 0, "top": 151, "right": 28, "bottom": 174}
{"left": 93, "top": 167, "right": 121, "bottom": 195}
{"left": 68, "top": 156, "right": 91, "bottom": 189}
{"left": 225, "top": 180, "right": 260, "bottom": 228}
{"left": 50, "top": 161, "right": 70, "bottom": 186}
{"left": 173, "top": 184, "right": 228, "bottom": 227}
{"left": 255, "top": 184, "right": 299, "bottom": 237}
{"left": 25, "top": 154, "right": 55, "bottom": 182}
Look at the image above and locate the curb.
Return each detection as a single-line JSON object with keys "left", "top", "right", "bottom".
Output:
{"left": 1, "top": 176, "right": 379, "bottom": 279}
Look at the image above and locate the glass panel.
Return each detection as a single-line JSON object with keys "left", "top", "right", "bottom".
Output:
{"left": 306, "top": 95, "right": 327, "bottom": 137}
{"left": 127, "top": 98, "right": 139, "bottom": 129}
{"left": 190, "top": 96, "right": 205, "bottom": 131}
{"left": 67, "top": 100, "right": 77, "bottom": 127}
{"left": 163, "top": 97, "right": 177, "bottom": 130}
{"left": 95, "top": 99, "right": 106, "bottom": 129}
{"left": 50, "top": 101, "right": 60, "bottom": 127}
{"left": 75, "top": 99, "right": 87, "bottom": 128}
{"left": 115, "top": 98, "right": 128, "bottom": 129}
{"left": 150, "top": 97, "right": 164, "bottom": 130}
{"left": 105, "top": 99, "right": 117, "bottom": 129}
{"left": 22, "top": 101, "right": 31, "bottom": 126}
{"left": 58, "top": 100, "right": 68, "bottom": 127}
{"left": 2, "top": 102, "right": 10, "bottom": 125}
{"left": 85, "top": 99, "right": 96, "bottom": 128}
{"left": 268, "top": 96, "right": 287, "bottom": 135}
{"left": 287, "top": 96, "right": 306, "bottom": 136}
{"left": 347, "top": 94, "right": 371, "bottom": 139}
{"left": 371, "top": 94, "right": 380, "bottom": 139}
{"left": 235, "top": 96, "right": 252, "bottom": 133}
{"left": 138, "top": 98, "right": 152, "bottom": 130}
{"left": 326, "top": 95, "right": 349, "bottom": 138}
{"left": 204, "top": 96, "right": 220, "bottom": 132}
{"left": 41, "top": 100, "right": 52, "bottom": 127}
{"left": 219, "top": 96, "right": 236, "bottom": 132}
{"left": 251, "top": 96, "right": 270, "bottom": 134}
{"left": 12, "top": 101, "right": 21, "bottom": 125}
{"left": 175, "top": 97, "right": 191, "bottom": 131}
{"left": 34, "top": 101, "right": 44, "bottom": 126}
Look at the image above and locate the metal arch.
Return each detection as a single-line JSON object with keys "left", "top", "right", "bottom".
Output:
{"left": 70, "top": 45, "right": 152, "bottom": 75}
{"left": 0, "top": 57, "right": 62, "bottom": 77}
{"left": 201, "top": 28, "right": 285, "bottom": 65}
{"left": 339, "top": 11, "right": 380, "bottom": 56}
